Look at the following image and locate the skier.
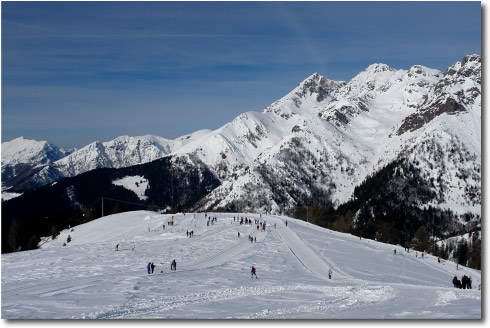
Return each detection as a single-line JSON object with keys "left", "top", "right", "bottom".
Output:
{"left": 254, "top": 236, "right": 256, "bottom": 243}
{"left": 285, "top": 220, "right": 288, "bottom": 227}
{"left": 151, "top": 262, "right": 155, "bottom": 274}
{"left": 147, "top": 262, "right": 151, "bottom": 274}
{"left": 469, "top": 276, "right": 472, "bottom": 289}
{"left": 394, "top": 249, "right": 396, "bottom": 255}
{"left": 360, "top": 235, "right": 362, "bottom": 240}
{"left": 251, "top": 266, "right": 257, "bottom": 278}
{"left": 328, "top": 268, "right": 332, "bottom": 279}
{"left": 115, "top": 243, "right": 119, "bottom": 251}
{"left": 421, "top": 253, "right": 424, "bottom": 258}
{"left": 416, "top": 252, "right": 418, "bottom": 258}
{"left": 438, "top": 257, "right": 441, "bottom": 263}
{"left": 171, "top": 259, "right": 177, "bottom": 271}
{"left": 238, "top": 232, "right": 240, "bottom": 238}
{"left": 186, "top": 230, "right": 189, "bottom": 237}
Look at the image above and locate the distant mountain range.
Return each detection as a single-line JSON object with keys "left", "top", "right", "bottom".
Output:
{"left": 2, "top": 54, "right": 481, "bottom": 253}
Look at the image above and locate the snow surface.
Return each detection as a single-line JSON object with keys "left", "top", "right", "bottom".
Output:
{"left": 1, "top": 211, "right": 481, "bottom": 319}
{"left": 112, "top": 176, "right": 149, "bottom": 201}
{"left": 0, "top": 191, "right": 23, "bottom": 202}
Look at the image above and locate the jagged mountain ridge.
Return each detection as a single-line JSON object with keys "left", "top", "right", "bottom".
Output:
{"left": 1, "top": 137, "right": 72, "bottom": 191}
{"left": 2, "top": 55, "right": 481, "bottom": 220}
{"left": 184, "top": 55, "right": 480, "bottom": 215}
{"left": 1, "top": 130, "right": 211, "bottom": 191}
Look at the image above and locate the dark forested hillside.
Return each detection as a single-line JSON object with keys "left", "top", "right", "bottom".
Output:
{"left": 2, "top": 156, "right": 220, "bottom": 253}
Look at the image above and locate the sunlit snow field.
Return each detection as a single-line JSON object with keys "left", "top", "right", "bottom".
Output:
{"left": 1, "top": 211, "right": 481, "bottom": 319}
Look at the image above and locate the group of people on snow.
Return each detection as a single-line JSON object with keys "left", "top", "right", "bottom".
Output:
{"left": 186, "top": 230, "right": 194, "bottom": 238}
{"left": 147, "top": 262, "right": 155, "bottom": 274}
{"left": 147, "top": 259, "right": 177, "bottom": 274}
{"left": 453, "top": 275, "right": 472, "bottom": 289}
{"left": 239, "top": 217, "right": 252, "bottom": 225}
{"left": 247, "top": 235, "right": 256, "bottom": 243}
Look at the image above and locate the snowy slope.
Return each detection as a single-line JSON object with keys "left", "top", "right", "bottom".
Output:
{"left": 1, "top": 211, "right": 481, "bottom": 319}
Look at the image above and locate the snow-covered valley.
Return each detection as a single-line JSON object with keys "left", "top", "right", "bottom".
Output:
{"left": 1, "top": 211, "right": 481, "bottom": 319}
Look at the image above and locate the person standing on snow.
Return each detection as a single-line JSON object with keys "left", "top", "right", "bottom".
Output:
{"left": 251, "top": 266, "right": 257, "bottom": 278}
{"left": 328, "top": 268, "right": 332, "bottom": 279}
{"left": 115, "top": 243, "right": 119, "bottom": 251}
{"left": 151, "top": 262, "right": 155, "bottom": 274}
{"left": 171, "top": 259, "right": 177, "bottom": 271}
{"left": 147, "top": 262, "right": 152, "bottom": 274}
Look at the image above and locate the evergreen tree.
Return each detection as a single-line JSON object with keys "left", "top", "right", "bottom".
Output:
{"left": 112, "top": 202, "right": 123, "bottom": 214}
{"left": 27, "top": 234, "right": 39, "bottom": 250}
{"left": 50, "top": 225, "right": 59, "bottom": 240}
{"left": 8, "top": 220, "right": 20, "bottom": 252}
{"left": 454, "top": 239, "right": 469, "bottom": 266}
{"left": 146, "top": 201, "right": 159, "bottom": 212}
{"left": 411, "top": 226, "right": 431, "bottom": 251}
{"left": 468, "top": 238, "right": 481, "bottom": 270}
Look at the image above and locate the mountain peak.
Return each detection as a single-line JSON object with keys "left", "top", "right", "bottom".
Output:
{"left": 293, "top": 72, "right": 343, "bottom": 103}
{"left": 363, "top": 63, "right": 395, "bottom": 74}
{"left": 1, "top": 136, "right": 67, "bottom": 168}
{"left": 445, "top": 54, "right": 481, "bottom": 80}
{"left": 462, "top": 54, "right": 481, "bottom": 66}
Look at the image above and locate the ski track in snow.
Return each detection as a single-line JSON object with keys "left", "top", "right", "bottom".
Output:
{"left": 1, "top": 211, "right": 481, "bottom": 319}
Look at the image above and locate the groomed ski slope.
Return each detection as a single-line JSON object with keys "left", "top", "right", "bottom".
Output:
{"left": 1, "top": 211, "right": 481, "bottom": 319}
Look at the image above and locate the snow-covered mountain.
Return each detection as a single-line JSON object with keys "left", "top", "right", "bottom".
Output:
{"left": 50, "top": 130, "right": 211, "bottom": 177}
{"left": 1, "top": 137, "right": 72, "bottom": 194}
{"left": 1, "top": 211, "right": 481, "bottom": 319}
{"left": 1, "top": 136, "right": 71, "bottom": 167}
{"left": 2, "top": 55, "right": 481, "bottom": 221}
{"left": 1, "top": 130, "right": 211, "bottom": 191}
{"left": 183, "top": 55, "right": 480, "bottom": 217}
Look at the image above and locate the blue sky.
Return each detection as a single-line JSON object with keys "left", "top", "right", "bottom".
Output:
{"left": 1, "top": 1, "right": 481, "bottom": 149}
